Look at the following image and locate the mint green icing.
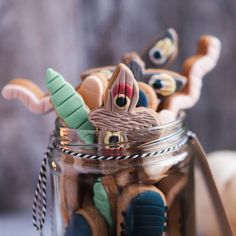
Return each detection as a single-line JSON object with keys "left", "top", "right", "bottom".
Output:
{"left": 45, "top": 69, "right": 65, "bottom": 94}
{"left": 64, "top": 107, "right": 88, "bottom": 129}
{"left": 51, "top": 84, "right": 75, "bottom": 107}
{"left": 45, "top": 68, "right": 95, "bottom": 143}
{"left": 93, "top": 178, "right": 114, "bottom": 233}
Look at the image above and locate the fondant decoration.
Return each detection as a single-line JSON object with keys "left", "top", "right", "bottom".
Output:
{"left": 117, "top": 184, "right": 167, "bottom": 236}
{"left": 163, "top": 35, "right": 221, "bottom": 113}
{"left": 45, "top": 68, "right": 95, "bottom": 143}
{"left": 89, "top": 63, "right": 161, "bottom": 154}
{"left": 128, "top": 60, "right": 187, "bottom": 97}
{"left": 2, "top": 78, "right": 53, "bottom": 114}
{"left": 45, "top": 68, "right": 94, "bottom": 129}
{"left": 148, "top": 73, "right": 176, "bottom": 96}
{"left": 89, "top": 63, "right": 160, "bottom": 130}
{"left": 93, "top": 176, "right": 119, "bottom": 234}
{"left": 141, "top": 28, "right": 178, "bottom": 68}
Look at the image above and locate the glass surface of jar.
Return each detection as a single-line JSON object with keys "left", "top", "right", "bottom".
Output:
{"left": 41, "top": 112, "right": 233, "bottom": 236}
{"left": 48, "top": 112, "right": 196, "bottom": 236}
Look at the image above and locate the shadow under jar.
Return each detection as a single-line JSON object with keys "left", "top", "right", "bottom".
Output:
{"left": 48, "top": 112, "right": 197, "bottom": 236}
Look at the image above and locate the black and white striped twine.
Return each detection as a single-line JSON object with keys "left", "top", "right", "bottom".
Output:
{"left": 32, "top": 136, "right": 56, "bottom": 233}
{"left": 56, "top": 136, "right": 188, "bottom": 161}
{"left": 32, "top": 134, "right": 188, "bottom": 232}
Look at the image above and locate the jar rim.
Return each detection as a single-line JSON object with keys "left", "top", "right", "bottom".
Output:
{"left": 54, "top": 111, "right": 187, "bottom": 153}
{"left": 56, "top": 111, "right": 186, "bottom": 133}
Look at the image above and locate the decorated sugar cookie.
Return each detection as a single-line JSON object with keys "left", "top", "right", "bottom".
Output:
{"left": 163, "top": 35, "right": 221, "bottom": 113}
{"left": 45, "top": 68, "right": 95, "bottom": 143}
{"left": 89, "top": 63, "right": 163, "bottom": 154}
{"left": 141, "top": 28, "right": 179, "bottom": 68}
{"left": 80, "top": 27, "right": 179, "bottom": 84}
{"left": 122, "top": 28, "right": 178, "bottom": 70}
{"left": 128, "top": 59, "right": 187, "bottom": 110}
{"left": 1, "top": 69, "right": 111, "bottom": 114}
{"left": 2, "top": 78, "right": 53, "bottom": 114}
{"left": 76, "top": 70, "right": 111, "bottom": 110}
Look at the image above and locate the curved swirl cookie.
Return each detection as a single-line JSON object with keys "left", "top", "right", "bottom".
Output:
{"left": 163, "top": 35, "right": 221, "bottom": 113}
{"left": 2, "top": 78, "right": 53, "bottom": 114}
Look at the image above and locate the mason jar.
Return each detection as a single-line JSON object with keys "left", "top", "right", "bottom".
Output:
{"left": 32, "top": 112, "right": 232, "bottom": 236}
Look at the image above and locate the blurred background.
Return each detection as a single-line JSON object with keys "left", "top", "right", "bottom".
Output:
{"left": 1, "top": 0, "right": 236, "bottom": 235}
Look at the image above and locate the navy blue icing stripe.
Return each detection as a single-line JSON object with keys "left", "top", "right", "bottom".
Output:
{"left": 65, "top": 213, "right": 92, "bottom": 236}
{"left": 137, "top": 90, "right": 148, "bottom": 107}
{"left": 124, "top": 191, "right": 166, "bottom": 236}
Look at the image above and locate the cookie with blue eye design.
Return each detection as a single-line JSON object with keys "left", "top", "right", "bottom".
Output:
{"left": 141, "top": 28, "right": 178, "bottom": 69}
{"left": 128, "top": 60, "right": 187, "bottom": 110}
{"left": 89, "top": 63, "right": 161, "bottom": 155}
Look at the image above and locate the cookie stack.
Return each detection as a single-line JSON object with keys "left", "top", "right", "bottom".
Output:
{"left": 1, "top": 29, "right": 221, "bottom": 236}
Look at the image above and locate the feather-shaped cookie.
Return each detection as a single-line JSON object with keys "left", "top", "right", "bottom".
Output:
{"left": 89, "top": 63, "right": 160, "bottom": 132}
{"left": 89, "top": 63, "right": 163, "bottom": 155}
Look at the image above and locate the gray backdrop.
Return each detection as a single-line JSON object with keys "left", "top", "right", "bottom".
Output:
{"left": 0, "top": 0, "right": 236, "bottom": 211}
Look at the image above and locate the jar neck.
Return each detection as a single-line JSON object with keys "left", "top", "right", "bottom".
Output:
{"left": 53, "top": 112, "right": 188, "bottom": 155}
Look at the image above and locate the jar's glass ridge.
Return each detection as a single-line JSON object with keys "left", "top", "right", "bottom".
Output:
{"left": 49, "top": 112, "right": 195, "bottom": 236}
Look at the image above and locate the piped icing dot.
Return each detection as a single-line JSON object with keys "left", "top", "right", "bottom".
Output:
{"left": 108, "top": 135, "right": 119, "bottom": 144}
{"left": 116, "top": 96, "right": 127, "bottom": 107}
{"left": 153, "top": 80, "right": 163, "bottom": 89}
{"left": 153, "top": 50, "right": 162, "bottom": 59}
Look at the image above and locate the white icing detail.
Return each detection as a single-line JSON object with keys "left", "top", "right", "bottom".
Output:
{"left": 2, "top": 84, "right": 52, "bottom": 114}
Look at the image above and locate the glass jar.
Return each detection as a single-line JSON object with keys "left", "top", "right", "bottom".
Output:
{"left": 34, "top": 112, "right": 232, "bottom": 236}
